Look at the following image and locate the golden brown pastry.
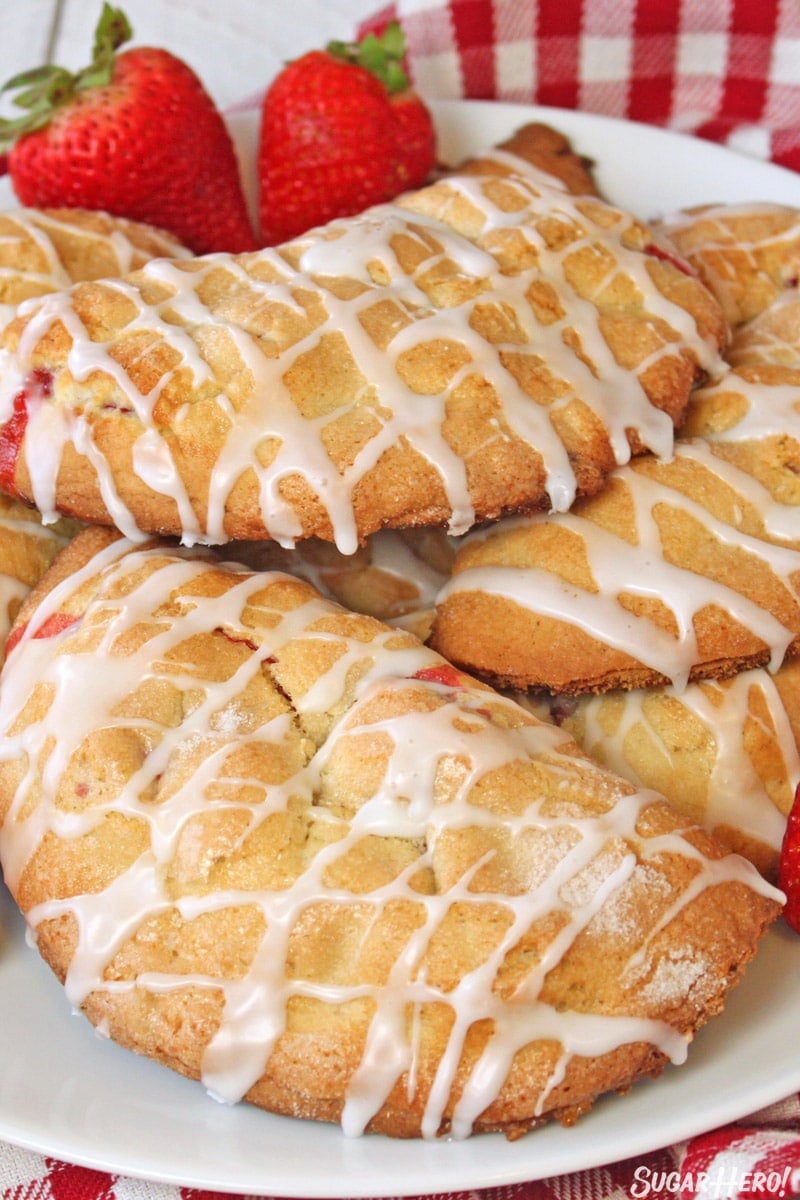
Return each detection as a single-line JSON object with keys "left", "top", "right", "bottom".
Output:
{"left": 222, "top": 526, "right": 455, "bottom": 640}
{"left": 0, "top": 135, "right": 725, "bottom": 552}
{"left": 0, "top": 207, "right": 190, "bottom": 323}
{"left": 522, "top": 661, "right": 800, "bottom": 881}
{"left": 0, "top": 527, "right": 779, "bottom": 1140}
{"left": 727, "top": 293, "right": 800, "bottom": 369}
{"left": 652, "top": 202, "right": 800, "bottom": 328}
{"left": 678, "top": 363, "right": 800, "bottom": 513}
{"left": 429, "top": 435, "right": 800, "bottom": 694}
{"left": 456, "top": 122, "right": 601, "bottom": 196}
{"left": 0, "top": 494, "right": 79, "bottom": 654}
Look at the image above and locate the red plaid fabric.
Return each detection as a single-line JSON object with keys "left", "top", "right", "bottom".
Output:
{"left": 358, "top": 0, "right": 800, "bottom": 172}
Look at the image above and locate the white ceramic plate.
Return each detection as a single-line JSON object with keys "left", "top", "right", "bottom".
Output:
{"left": 1, "top": 99, "right": 800, "bottom": 1197}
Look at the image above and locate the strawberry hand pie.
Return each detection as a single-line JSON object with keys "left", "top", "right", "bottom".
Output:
{"left": 0, "top": 137, "right": 725, "bottom": 552}
{"left": 0, "top": 526, "right": 780, "bottom": 1138}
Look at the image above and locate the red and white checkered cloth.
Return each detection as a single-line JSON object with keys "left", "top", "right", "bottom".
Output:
{"left": 358, "top": 0, "right": 800, "bottom": 172}
{"left": 2, "top": 3, "right": 800, "bottom": 1198}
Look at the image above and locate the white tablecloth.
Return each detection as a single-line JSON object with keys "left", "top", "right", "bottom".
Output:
{"left": 0, "top": 0, "right": 376, "bottom": 114}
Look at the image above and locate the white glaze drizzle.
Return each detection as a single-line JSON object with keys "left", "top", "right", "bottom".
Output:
{"left": 0, "top": 170, "right": 722, "bottom": 552}
{"left": 671, "top": 436, "right": 800, "bottom": 546}
{"left": 728, "top": 293, "right": 800, "bottom": 368}
{"left": 654, "top": 202, "right": 800, "bottom": 318}
{"left": 0, "top": 539, "right": 778, "bottom": 1137}
{"left": 657, "top": 202, "right": 800, "bottom": 246}
{"left": 436, "top": 434, "right": 800, "bottom": 690}
{"left": 0, "top": 207, "right": 188, "bottom": 327}
{"left": 221, "top": 528, "right": 452, "bottom": 635}
{"left": 566, "top": 667, "right": 800, "bottom": 855}
{"left": 0, "top": 500, "right": 72, "bottom": 649}
{"left": 689, "top": 368, "right": 800, "bottom": 444}
{"left": 0, "top": 217, "right": 73, "bottom": 305}
{"left": 463, "top": 147, "right": 570, "bottom": 193}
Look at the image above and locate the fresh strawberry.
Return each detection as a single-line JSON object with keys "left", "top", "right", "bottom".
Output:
{"left": 778, "top": 781, "right": 800, "bottom": 932}
{"left": 0, "top": 4, "right": 257, "bottom": 255}
{"left": 257, "top": 21, "right": 436, "bottom": 245}
{"left": 391, "top": 89, "right": 438, "bottom": 190}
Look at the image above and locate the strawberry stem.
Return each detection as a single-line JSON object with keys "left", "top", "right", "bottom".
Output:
{"left": 0, "top": 3, "right": 133, "bottom": 153}
{"left": 326, "top": 20, "right": 409, "bottom": 94}
{"left": 94, "top": 3, "right": 133, "bottom": 60}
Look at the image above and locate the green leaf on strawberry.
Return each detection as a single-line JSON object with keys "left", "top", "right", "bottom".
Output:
{"left": 327, "top": 22, "right": 409, "bottom": 93}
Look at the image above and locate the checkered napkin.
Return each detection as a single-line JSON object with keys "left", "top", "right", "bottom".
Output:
{"left": 357, "top": 0, "right": 800, "bottom": 172}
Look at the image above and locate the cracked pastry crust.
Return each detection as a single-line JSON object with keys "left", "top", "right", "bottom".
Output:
{"left": 0, "top": 127, "right": 725, "bottom": 553}
{"left": 0, "top": 525, "right": 779, "bottom": 1140}
{"left": 522, "top": 662, "right": 800, "bottom": 882}
{"left": 429, "top": 237, "right": 800, "bottom": 699}
{"left": 0, "top": 494, "right": 79, "bottom": 654}
{"left": 0, "top": 207, "right": 190, "bottom": 321}
{"left": 0, "top": 208, "right": 187, "bottom": 648}
{"left": 726, "top": 293, "right": 800, "bottom": 370}
{"left": 455, "top": 122, "right": 601, "bottom": 196}
{"left": 653, "top": 202, "right": 800, "bottom": 329}
{"left": 429, "top": 425, "right": 800, "bottom": 695}
{"left": 221, "top": 525, "right": 455, "bottom": 641}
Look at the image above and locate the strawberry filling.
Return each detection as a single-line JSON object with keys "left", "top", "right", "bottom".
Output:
{"left": 778, "top": 781, "right": 800, "bottom": 932}
{"left": 644, "top": 242, "right": 696, "bottom": 278}
{"left": 413, "top": 663, "right": 466, "bottom": 689}
{"left": 5, "top": 611, "right": 81, "bottom": 658}
{"left": 0, "top": 393, "right": 31, "bottom": 496}
{"left": 217, "top": 627, "right": 278, "bottom": 658}
{"left": 0, "top": 369, "right": 53, "bottom": 495}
